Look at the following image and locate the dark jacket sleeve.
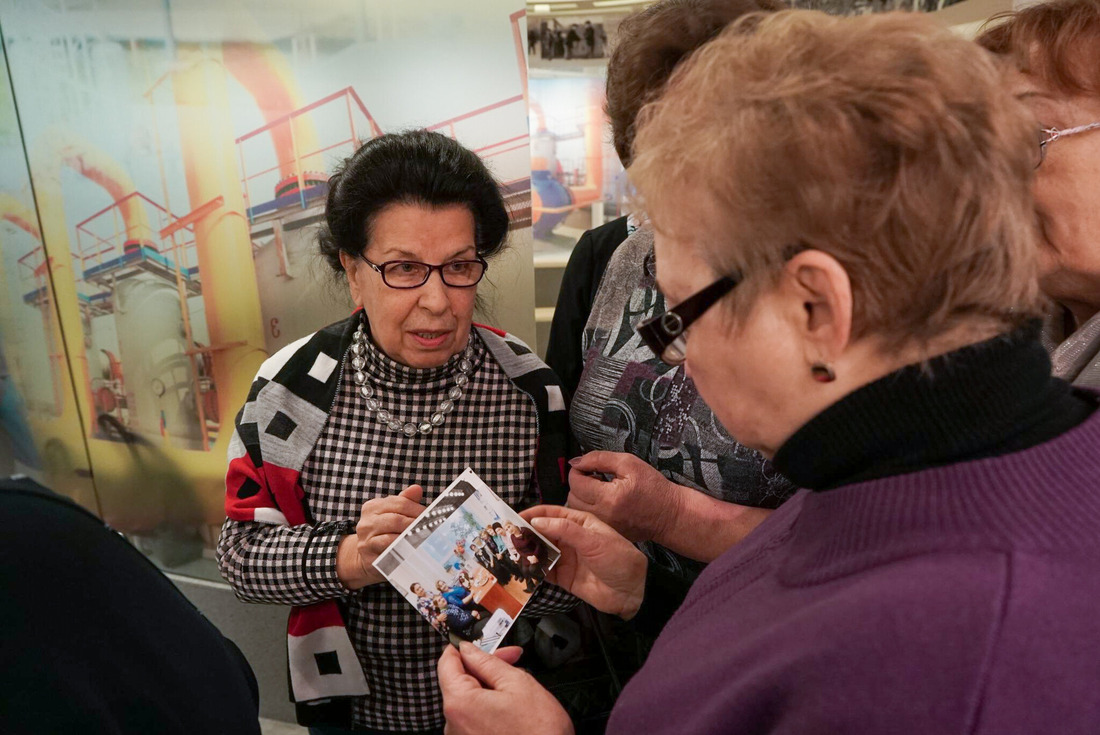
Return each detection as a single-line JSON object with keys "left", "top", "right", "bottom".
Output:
{"left": 629, "top": 559, "right": 693, "bottom": 637}
{"left": 0, "top": 479, "right": 261, "bottom": 735}
{"left": 545, "top": 217, "right": 629, "bottom": 397}
{"left": 546, "top": 229, "right": 597, "bottom": 397}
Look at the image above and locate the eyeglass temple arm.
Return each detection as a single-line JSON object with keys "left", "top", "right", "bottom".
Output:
{"left": 1044, "top": 121, "right": 1100, "bottom": 142}
{"left": 670, "top": 275, "right": 740, "bottom": 328}
{"left": 356, "top": 254, "right": 383, "bottom": 273}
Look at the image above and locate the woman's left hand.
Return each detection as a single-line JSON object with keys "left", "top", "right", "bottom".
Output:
{"left": 438, "top": 642, "right": 573, "bottom": 735}
{"left": 567, "top": 451, "right": 678, "bottom": 542}
{"left": 568, "top": 451, "right": 774, "bottom": 562}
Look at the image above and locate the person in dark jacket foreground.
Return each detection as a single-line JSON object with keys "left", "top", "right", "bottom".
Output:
{"left": 0, "top": 477, "right": 260, "bottom": 735}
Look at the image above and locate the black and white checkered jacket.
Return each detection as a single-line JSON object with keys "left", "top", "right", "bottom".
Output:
{"left": 217, "top": 311, "right": 574, "bottom": 730}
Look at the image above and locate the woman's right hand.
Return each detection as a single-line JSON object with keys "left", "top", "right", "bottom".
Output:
{"left": 337, "top": 484, "right": 424, "bottom": 589}
{"left": 519, "top": 505, "right": 647, "bottom": 620}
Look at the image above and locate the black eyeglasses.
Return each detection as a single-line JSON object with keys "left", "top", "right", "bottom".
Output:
{"left": 358, "top": 255, "right": 488, "bottom": 289}
{"left": 636, "top": 275, "right": 739, "bottom": 365}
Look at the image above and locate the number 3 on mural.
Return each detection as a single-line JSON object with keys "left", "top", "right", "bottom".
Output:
{"left": 270, "top": 318, "right": 280, "bottom": 339}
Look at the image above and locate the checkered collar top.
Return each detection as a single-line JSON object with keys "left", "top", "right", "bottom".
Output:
{"left": 217, "top": 311, "right": 574, "bottom": 731}
{"left": 358, "top": 314, "right": 486, "bottom": 388}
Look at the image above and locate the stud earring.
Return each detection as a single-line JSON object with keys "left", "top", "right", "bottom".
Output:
{"left": 811, "top": 362, "right": 836, "bottom": 383}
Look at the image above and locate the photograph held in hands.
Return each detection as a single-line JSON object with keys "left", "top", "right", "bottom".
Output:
{"left": 373, "top": 468, "right": 561, "bottom": 652}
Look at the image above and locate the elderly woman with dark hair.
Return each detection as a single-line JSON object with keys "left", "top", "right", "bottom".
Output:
{"left": 978, "top": 0, "right": 1100, "bottom": 388}
{"left": 217, "top": 130, "right": 574, "bottom": 735}
{"left": 439, "top": 11, "right": 1100, "bottom": 735}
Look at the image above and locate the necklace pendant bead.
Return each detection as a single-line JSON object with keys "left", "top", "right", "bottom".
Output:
{"left": 345, "top": 328, "right": 472, "bottom": 437}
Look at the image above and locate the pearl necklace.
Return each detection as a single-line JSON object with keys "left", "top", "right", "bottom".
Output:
{"left": 348, "top": 323, "right": 474, "bottom": 437}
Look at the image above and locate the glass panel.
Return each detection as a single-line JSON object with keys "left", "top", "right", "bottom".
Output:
{"left": 0, "top": 33, "right": 99, "bottom": 514}
{"left": 0, "top": 0, "right": 535, "bottom": 580}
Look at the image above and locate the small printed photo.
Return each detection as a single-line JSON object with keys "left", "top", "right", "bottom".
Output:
{"left": 373, "top": 468, "right": 561, "bottom": 653}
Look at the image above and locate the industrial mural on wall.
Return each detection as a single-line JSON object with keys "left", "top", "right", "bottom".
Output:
{"left": 528, "top": 75, "right": 625, "bottom": 250}
{"left": 0, "top": 0, "right": 532, "bottom": 576}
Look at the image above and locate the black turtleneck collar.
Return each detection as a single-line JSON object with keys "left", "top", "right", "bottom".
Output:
{"left": 772, "top": 323, "right": 1096, "bottom": 491}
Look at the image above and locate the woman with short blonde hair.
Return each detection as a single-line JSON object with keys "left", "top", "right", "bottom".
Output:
{"left": 438, "top": 11, "right": 1100, "bottom": 735}
{"left": 631, "top": 8, "right": 1044, "bottom": 351}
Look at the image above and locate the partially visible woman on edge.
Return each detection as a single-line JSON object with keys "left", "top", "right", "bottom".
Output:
{"left": 978, "top": 0, "right": 1100, "bottom": 388}
{"left": 217, "top": 130, "right": 574, "bottom": 735}
{"left": 438, "top": 10, "right": 1100, "bottom": 734}
{"left": 560, "top": 0, "right": 796, "bottom": 586}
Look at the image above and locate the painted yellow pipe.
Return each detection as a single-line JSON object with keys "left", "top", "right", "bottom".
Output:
{"left": 24, "top": 118, "right": 259, "bottom": 528}
{"left": 19, "top": 42, "right": 327, "bottom": 530}
{"left": 170, "top": 44, "right": 268, "bottom": 520}
{"left": 223, "top": 42, "right": 324, "bottom": 186}
{"left": 0, "top": 192, "right": 41, "bottom": 240}
{"left": 16, "top": 135, "right": 107, "bottom": 512}
{"left": 0, "top": 192, "right": 52, "bottom": 415}
{"left": 38, "top": 128, "right": 153, "bottom": 244}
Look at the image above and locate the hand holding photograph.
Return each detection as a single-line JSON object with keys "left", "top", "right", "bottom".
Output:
{"left": 373, "top": 468, "right": 561, "bottom": 652}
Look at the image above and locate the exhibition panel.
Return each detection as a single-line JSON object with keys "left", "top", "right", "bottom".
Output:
{"left": 0, "top": 0, "right": 535, "bottom": 580}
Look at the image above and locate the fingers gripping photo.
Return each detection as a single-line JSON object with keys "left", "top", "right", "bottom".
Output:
{"left": 374, "top": 469, "right": 561, "bottom": 652}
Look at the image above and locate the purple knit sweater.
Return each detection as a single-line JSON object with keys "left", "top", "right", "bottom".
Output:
{"left": 609, "top": 410, "right": 1100, "bottom": 734}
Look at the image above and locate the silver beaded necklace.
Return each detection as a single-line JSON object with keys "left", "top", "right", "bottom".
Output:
{"left": 348, "top": 322, "right": 474, "bottom": 437}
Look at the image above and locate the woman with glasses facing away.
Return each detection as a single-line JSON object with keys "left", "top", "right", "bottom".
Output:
{"left": 439, "top": 10, "right": 1100, "bottom": 734}
{"left": 979, "top": 0, "right": 1100, "bottom": 388}
{"left": 216, "top": 130, "right": 575, "bottom": 735}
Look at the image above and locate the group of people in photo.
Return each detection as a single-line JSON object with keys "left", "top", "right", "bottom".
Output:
{"left": 468, "top": 521, "right": 549, "bottom": 594}
{"left": 407, "top": 518, "right": 553, "bottom": 645}
{"left": 410, "top": 579, "right": 486, "bottom": 643}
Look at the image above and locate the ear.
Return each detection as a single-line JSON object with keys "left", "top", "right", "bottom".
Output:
{"left": 339, "top": 250, "right": 364, "bottom": 308}
{"left": 783, "top": 249, "right": 853, "bottom": 364}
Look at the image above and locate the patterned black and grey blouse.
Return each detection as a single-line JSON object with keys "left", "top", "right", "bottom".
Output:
{"left": 573, "top": 227, "right": 797, "bottom": 577}
{"left": 219, "top": 321, "right": 574, "bottom": 732}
